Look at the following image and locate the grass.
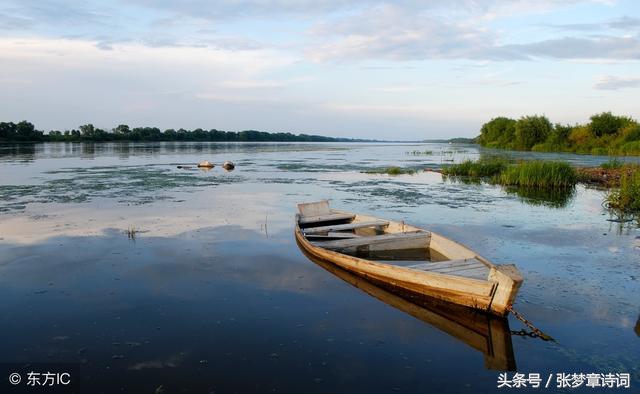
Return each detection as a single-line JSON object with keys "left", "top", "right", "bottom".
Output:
{"left": 441, "top": 157, "right": 508, "bottom": 177}
{"left": 363, "top": 166, "right": 416, "bottom": 175}
{"left": 605, "top": 169, "right": 640, "bottom": 215}
{"left": 601, "top": 158, "right": 624, "bottom": 169}
{"left": 498, "top": 161, "right": 577, "bottom": 188}
{"left": 443, "top": 158, "right": 577, "bottom": 189}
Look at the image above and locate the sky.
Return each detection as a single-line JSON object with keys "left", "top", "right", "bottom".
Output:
{"left": 0, "top": 0, "right": 639, "bottom": 140}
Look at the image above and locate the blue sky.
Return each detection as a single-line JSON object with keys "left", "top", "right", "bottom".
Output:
{"left": 0, "top": 0, "right": 639, "bottom": 140}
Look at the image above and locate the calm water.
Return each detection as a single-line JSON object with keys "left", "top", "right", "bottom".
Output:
{"left": 0, "top": 142, "right": 638, "bottom": 393}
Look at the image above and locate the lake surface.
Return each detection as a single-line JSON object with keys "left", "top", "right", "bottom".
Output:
{"left": 0, "top": 142, "right": 638, "bottom": 393}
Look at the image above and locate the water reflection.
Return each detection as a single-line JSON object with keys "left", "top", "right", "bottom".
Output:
{"left": 0, "top": 143, "right": 36, "bottom": 162}
{"left": 504, "top": 186, "right": 576, "bottom": 208}
{"left": 300, "top": 248, "right": 517, "bottom": 371}
{"left": 635, "top": 316, "right": 639, "bottom": 337}
{"left": 0, "top": 142, "right": 350, "bottom": 161}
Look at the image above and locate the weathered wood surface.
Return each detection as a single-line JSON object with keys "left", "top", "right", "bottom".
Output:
{"left": 302, "top": 220, "right": 389, "bottom": 234}
{"left": 305, "top": 232, "right": 361, "bottom": 240}
{"left": 313, "top": 231, "right": 430, "bottom": 251}
{"left": 298, "top": 212, "right": 355, "bottom": 225}
{"left": 407, "top": 258, "right": 490, "bottom": 280}
{"left": 487, "top": 264, "right": 523, "bottom": 315}
{"left": 297, "top": 200, "right": 330, "bottom": 217}
{"left": 408, "top": 258, "right": 484, "bottom": 272}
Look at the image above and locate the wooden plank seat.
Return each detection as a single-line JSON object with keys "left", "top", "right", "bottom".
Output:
{"left": 305, "top": 232, "right": 362, "bottom": 240}
{"left": 407, "top": 258, "right": 490, "bottom": 280}
{"left": 298, "top": 212, "right": 356, "bottom": 225}
{"left": 302, "top": 220, "right": 389, "bottom": 234}
{"left": 312, "top": 231, "right": 430, "bottom": 252}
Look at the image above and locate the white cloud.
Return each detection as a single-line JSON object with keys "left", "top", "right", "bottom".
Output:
{"left": 305, "top": 3, "right": 640, "bottom": 62}
{"left": 594, "top": 75, "right": 640, "bottom": 90}
{"left": 0, "top": 37, "right": 298, "bottom": 129}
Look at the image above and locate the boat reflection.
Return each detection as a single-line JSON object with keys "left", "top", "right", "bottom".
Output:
{"left": 301, "top": 248, "right": 517, "bottom": 371}
{"left": 635, "top": 315, "right": 639, "bottom": 337}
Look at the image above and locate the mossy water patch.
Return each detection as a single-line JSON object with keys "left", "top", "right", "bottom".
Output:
{"left": 362, "top": 166, "right": 418, "bottom": 175}
{"left": 0, "top": 165, "right": 245, "bottom": 211}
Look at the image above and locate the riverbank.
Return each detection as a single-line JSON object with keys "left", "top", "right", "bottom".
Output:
{"left": 576, "top": 166, "right": 638, "bottom": 187}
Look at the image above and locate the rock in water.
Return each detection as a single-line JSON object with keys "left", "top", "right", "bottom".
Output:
{"left": 222, "top": 161, "right": 235, "bottom": 171}
{"left": 197, "top": 160, "right": 214, "bottom": 168}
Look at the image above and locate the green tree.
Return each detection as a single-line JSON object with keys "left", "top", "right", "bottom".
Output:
{"left": 515, "top": 115, "right": 552, "bottom": 150}
{"left": 589, "top": 112, "right": 632, "bottom": 137}
{"left": 478, "top": 117, "right": 516, "bottom": 148}
{"left": 114, "top": 124, "right": 131, "bottom": 135}
{"left": 0, "top": 122, "right": 17, "bottom": 140}
{"left": 547, "top": 123, "right": 573, "bottom": 147}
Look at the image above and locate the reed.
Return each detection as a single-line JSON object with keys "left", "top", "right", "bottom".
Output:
{"left": 441, "top": 157, "right": 508, "bottom": 177}
{"left": 497, "top": 161, "right": 577, "bottom": 188}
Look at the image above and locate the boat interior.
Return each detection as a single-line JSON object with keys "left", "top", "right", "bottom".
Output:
{"left": 298, "top": 200, "right": 492, "bottom": 281}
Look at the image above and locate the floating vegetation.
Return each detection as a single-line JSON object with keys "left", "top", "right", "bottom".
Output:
{"left": 0, "top": 165, "right": 244, "bottom": 212}
{"left": 276, "top": 163, "right": 365, "bottom": 172}
{"left": 442, "top": 157, "right": 508, "bottom": 178}
{"left": 498, "top": 161, "right": 577, "bottom": 189}
{"left": 362, "top": 166, "right": 417, "bottom": 175}
{"left": 406, "top": 150, "right": 433, "bottom": 156}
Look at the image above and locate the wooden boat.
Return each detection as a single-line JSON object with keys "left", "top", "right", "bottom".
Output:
{"left": 300, "top": 248, "right": 516, "bottom": 370}
{"left": 295, "top": 200, "right": 523, "bottom": 316}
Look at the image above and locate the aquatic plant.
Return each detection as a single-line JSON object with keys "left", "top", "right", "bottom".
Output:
{"left": 605, "top": 169, "right": 640, "bottom": 216}
{"left": 125, "top": 225, "right": 139, "bottom": 240}
{"left": 497, "top": 161, "right": 577, "bottom": 189}
{"left": 363, "top": 166, "right": 417, "bottom": 175}
{"left": 441, "top": 157, "right": 508, "bottom": 178}
{"left": 406, "top": 150, "right": 433, "bottom": 155}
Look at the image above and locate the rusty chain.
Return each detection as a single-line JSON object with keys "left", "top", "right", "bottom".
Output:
{"left": 507, "top": 305, "right": 554, "bottom": 341}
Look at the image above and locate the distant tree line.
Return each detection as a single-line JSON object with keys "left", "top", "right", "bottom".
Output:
{"left": 477, "top": 112, "right": 640, "bottom": 155}
{"left": 0, "top": 121, "right": 371, "bottom": 143}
